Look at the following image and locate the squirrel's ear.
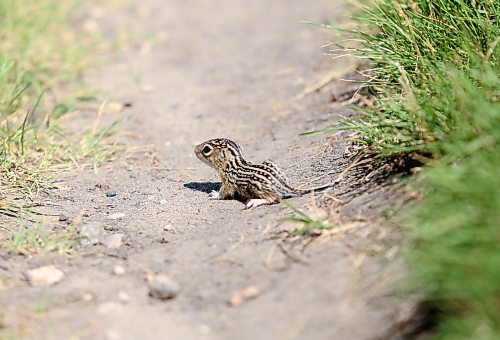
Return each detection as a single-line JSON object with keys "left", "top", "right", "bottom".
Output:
{"left": 219, "top": 149, "right": 226, "bottom": 160}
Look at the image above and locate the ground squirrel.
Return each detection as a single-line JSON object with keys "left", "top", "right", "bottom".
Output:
{"left": 194, "top": 138, "right": 336, "bottom": 209}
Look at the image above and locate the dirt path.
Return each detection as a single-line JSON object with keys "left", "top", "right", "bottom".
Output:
{"left": 1, "top": 1, "right": 404, "bottom": 339}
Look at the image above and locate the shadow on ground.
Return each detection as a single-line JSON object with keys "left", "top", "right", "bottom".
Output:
{"left": 183, "top": 182, "right": 221, "bottom": 194}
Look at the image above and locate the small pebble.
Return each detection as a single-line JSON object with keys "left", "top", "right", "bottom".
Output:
{"left": 108, "top": 213, "right": 125, "bottom": 220}
{"left": 118, "top": 291, "right": 129, "bottom": 302}
{"left": 113, "top": 265, "right": 126, "bottom": 276}
{"left": 26, "top": 266, "right": 65, "bottom": 287}
{"left": 105, "top": 329, "right": 121, "bottom": 340}
{"left": 148, "top": 274, "right": 180, "bottom": 300}
{"left": 58, "top": 214, "right": 69, "bottom": 222}
{"left": 82, "top": 293, "right": 94, "bottom": 301}
{"left": 105, "top": 233, "right": 123, "bottom": 249}
{"left": 106, "top": 190, "right": 117, "bottom": 197}
{"left": 228, "top": 285, "right": 260, "bottom": 306}
{"left": 159, "top": 199, "right": 167, "bottom": 205}
{"left": 198, "top": 324, "right": 211, "bottom": 335}
{"left": 79, "top": 222, "right": 104, "bottom": 246}
{"left": 140, "top": 84, "right": 155, "bottom": 93}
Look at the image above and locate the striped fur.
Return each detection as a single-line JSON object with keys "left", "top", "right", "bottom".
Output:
{"left": 194, "top": 138, "right": 335, "bottom": 205}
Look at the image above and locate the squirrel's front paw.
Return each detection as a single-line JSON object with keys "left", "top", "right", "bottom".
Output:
{"left": 209, "top": 190, "right": 222, "bottom": 200}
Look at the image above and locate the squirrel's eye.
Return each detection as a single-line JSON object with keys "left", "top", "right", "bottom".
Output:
{"left": 202, "top": 145, "right": 212, "bottom": 155}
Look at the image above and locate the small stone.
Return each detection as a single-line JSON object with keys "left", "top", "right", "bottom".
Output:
{"left": 198, "top": 325, "right": 211, "bottom": 335}
{"left": 140, "top": 84, "right": 155, "bottom": 93}
{"left": 82, "top": 293, "right": 94, "bottom": 301}
{"left": 105, "top": 329, "right": 121, "bottom": 340}
{"left": 26, "top": 266, "right": 64, "bottom": 287}
{"left": 148, "top": 274, "right": 180, "bottom": 300}
{"left": 113, "top": 265, "right": 126, "bottom": 276}
{"left": 106, "top": 190, "right": 117, "bottom": 197}
{"left": 163, "top": 224, "right": 173, "bottom": 231}
{"left": 108, "top": 213, "right": 125, "bottom": 220}
{"left": 228, "top": 285, "right": 259, "bottom": 306}
{"left": 58, "top": 214, "right": 69, "bottom": 222}
{"left": 118, "top": 291, "right": 129, "bottom": 302}
{"left": 79, "top": 222, "right": 104, "bottom": 246}
{"left": 105, "top": 234, "right": 123, "bottom": 249}
{"left": 159, "top": 199, "right": 167, "bottom": 205}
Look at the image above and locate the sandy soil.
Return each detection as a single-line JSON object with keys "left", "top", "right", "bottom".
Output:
{"left": 0, "top": 1, "right": 408, "bottom": 339}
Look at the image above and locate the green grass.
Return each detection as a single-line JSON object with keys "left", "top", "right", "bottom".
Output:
{"left": 323, "top": 0, "right": 499, "bottom": 337}
{"left": 324, "top": 0, "right": 499, "bottom": 157}
{"left": 8, "top": 222, "right": 77, "bottom": 255}
{"left": 0, "top": 0, "right": 121, "bottom": 250}
{"left": 0, "top": 0, "right": 88, "bottom": 114}
{"left": 409, "top": 148, "right": 500, "bottom": 339}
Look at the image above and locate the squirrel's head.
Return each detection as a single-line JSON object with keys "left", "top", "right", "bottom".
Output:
{"left": 194, "top": 138, "right": 243, "bottom": 170}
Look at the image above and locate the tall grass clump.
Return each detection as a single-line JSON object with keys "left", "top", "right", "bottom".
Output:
{"left": 407, "top": 65, "right": 500, "bottom": 339}
{"left": 0, "top": 0, "right": 119, "bottom": 220}
{"left": 330, "top": 0, "right": 499, "bottom": 337}
{"left": 338, "top": 0, "right": 499, "bottom": 156}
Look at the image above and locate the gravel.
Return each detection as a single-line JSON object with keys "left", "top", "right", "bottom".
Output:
{"left": 148, "top": 274, "right": 180, "bottom": 300}
{"left": 26, "top": 266, "right": 65, "bottom": 286}
{"left": 78, "top": 222, "right": 104, "bottom": 246}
